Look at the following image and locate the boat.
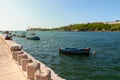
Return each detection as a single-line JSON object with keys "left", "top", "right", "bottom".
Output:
{"left": 26, "top": 36, "right": 40, "bottom": 40}
{"left": 59, "top": 47, "right": 90, "bottom": 55}
{"left": 17, "top": 34, "right": 26, "bottom": 38}
{"left": 30, "top": 33, "right": 36, "bottom": 35}
{"left": 17, "top": 32, "right": 26, "bottom": 38}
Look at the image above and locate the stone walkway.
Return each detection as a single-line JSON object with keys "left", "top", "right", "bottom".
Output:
{"left": 0, "top": 39, "right": 26, "bottom": 80}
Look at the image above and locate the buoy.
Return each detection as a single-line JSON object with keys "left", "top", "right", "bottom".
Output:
{"left": 92, "top": 51, "right": 96, "bottom": 55}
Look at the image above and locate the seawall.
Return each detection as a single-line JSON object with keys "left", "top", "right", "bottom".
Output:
{"left": 0, "top": 35, "right": 65, "bottom": 80}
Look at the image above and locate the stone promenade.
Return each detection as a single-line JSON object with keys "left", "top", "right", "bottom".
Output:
{"left": 0, "top": 38, "right": 26, "bottom": 80}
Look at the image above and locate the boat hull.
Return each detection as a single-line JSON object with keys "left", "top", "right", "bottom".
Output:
{"left": 59, "top": 48, "right": 90, "bottom": 55}
{"left": 26, "top": 36, "right": 40, "bottom": 40}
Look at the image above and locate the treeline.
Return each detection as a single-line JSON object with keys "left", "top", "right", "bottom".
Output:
{"left": 27, "top": 22, "right": 120, "bottom": 31}
{"left": 56, "top": 22, "right": 120, "bottom": 31}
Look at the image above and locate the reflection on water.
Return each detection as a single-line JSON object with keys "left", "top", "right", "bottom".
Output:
{"left": 13, "top": 31, "right": 120, "bottom": 80}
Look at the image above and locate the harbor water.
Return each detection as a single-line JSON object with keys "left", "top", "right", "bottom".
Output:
{"left": 13, "top": 31, "right": 120, "bottom": 80}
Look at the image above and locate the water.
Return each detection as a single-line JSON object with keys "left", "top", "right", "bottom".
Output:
{"left": 13, "top": 31, "right": 120, "bottom": 80}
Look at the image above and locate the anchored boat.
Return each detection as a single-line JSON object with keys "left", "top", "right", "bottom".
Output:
{"left": 59, "top": 47, "right": 90, "bottom": 55}
{"left": 26, "top": 36, "right": 40, "bottom": 40}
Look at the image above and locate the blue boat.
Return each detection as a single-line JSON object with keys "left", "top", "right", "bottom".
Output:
{"left": 59, "top": 47, "right": 90, "bottom": 55}
{"left": 26, "top": 36, "right": 40, "bottom": 40}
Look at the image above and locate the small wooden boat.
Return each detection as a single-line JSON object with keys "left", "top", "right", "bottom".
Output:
{"left": 59, "top": 47, "right": 90, "bottom": 55}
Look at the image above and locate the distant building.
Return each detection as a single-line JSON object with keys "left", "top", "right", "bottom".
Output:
{"left": 105, "top": 20, "right": 120, "bottom": 24}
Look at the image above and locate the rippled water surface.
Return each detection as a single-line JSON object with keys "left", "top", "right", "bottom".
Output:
{"left": 13, "top": 31, "right": 120, "bottom": 80}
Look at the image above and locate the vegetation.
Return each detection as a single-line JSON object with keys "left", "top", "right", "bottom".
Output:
{"left": 27, "top": 22, "right": 120, "bottom": 32}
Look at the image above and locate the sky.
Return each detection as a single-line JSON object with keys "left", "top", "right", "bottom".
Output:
{"left": 0, "top": 0, "right": 120, "bottom": 30}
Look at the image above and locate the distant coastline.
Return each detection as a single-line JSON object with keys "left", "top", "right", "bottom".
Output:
{"left": 27, "top": 20, "right": 120, "bottom": 32}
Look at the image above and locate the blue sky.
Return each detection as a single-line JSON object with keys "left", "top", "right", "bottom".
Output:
{"left": 0, "top": 0, "right": 120, "bottom": 30}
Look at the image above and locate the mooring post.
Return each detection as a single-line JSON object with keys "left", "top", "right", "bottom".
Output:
{"left": 13, "top": 51, "right": 23, "bottom": 61}
{"left": 26, "top": 62, "right": 40, "bottom": 80}
{"left": 35, "top": 67, "right": 51, "bottom": 80}
{"left": 21, "top": 58, "right": 33, "bottom": 71}
{"left": 17, "top": 54, "right": 28, "bottom": 65}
